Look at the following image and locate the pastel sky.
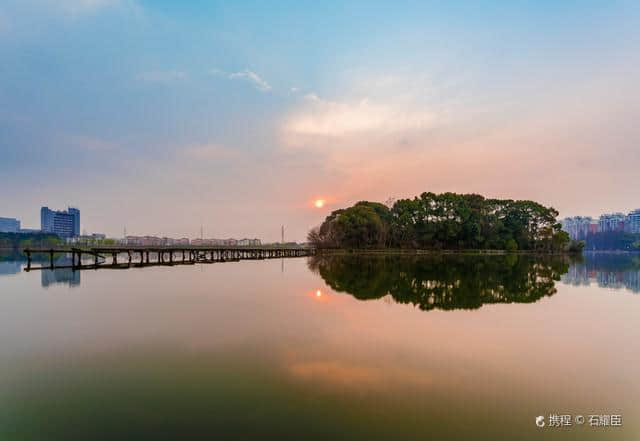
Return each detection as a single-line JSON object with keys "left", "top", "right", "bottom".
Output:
{"left": 1, "top": 0, "right": 639, "bottom": 241}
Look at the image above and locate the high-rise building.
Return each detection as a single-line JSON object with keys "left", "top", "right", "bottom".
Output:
{"left": 0, "top": 217, "right": 21, "bottom": 233}
{"left": 40, "top": 207, "right": 80, "bottom": 238}
{"left": 599, "top": 213, "right": 626, "bottom": 233}
{"left": 629, "top": 209, "right": 640, "bottom": 234}
{"left": 561, "top": 216, "right": 593, "bottom": 240}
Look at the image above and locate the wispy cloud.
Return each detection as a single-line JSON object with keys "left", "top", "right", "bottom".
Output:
{"left": 210, "top": 68, "right": 272, "bottom": 92}
{"left": 136, "top": 70, "right": 187, "bottom": 83}
{"left": 284, "top": 93, "right": 435, "bottom": 137}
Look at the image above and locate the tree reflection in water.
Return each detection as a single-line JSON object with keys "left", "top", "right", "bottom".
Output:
{"left": 308, "top": 254, "right": 570, "bottom": 311}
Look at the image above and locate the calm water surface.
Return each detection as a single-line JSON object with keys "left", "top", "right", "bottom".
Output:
{"left": 0, "top": 253, "right": 638, "bottom": 440}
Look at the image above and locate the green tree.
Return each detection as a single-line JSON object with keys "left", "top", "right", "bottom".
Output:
{"left": 311, "top": 192, "right": 572, "bottom": 253}
{"left": 310, "top": 201, "right": 391, "bottom": 248}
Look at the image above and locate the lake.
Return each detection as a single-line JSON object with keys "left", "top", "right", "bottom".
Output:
{"left": 0, "top": 252, "right": 638, "bottom": 440}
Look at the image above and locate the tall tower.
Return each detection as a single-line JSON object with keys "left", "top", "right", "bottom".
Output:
{"left": 68, "top": 207, "right": 80, "bottom": 237}
{"left": 41, "top": 207, "right": 53, "bottom": 233}
{"left": 281, "top": 225, "right": 284, "bottom": 244}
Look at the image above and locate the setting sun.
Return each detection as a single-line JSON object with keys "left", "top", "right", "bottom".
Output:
{"left": 314, "top": 199, "right": 325, "bottom": 208}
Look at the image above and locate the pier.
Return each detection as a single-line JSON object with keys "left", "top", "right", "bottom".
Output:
{"left": 22, "top": 246, "right": 315, "bottom": 271}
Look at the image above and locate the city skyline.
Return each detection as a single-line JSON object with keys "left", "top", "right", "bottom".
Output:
{"left": 562, "top": 208, "right": 640, "bottom": 241}
{"left": 6, "top": 203, "right": 640, "bottom": 245}
{"left": 1, "top": 1, "right": 639, "bottom": 241}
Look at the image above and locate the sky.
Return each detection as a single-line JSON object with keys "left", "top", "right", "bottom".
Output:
{"left": 1, "top": 0, "right": 639, "bottom": 241}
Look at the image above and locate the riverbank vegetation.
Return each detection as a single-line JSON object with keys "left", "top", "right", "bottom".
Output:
{"left": 583, "top": 231, "right": 640, "bottom": 251}
{"left": 308, "top": 192, "right": 584, "bottom": 253}
{"left": 0, "top": 232, "right": 62, "bottom": 250}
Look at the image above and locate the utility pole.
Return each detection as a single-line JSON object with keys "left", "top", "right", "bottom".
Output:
{"left": 200, "top": 225, "right": 203, "bottom": 240}
{"left": 281, "top": 225, "right": 284, "bottom": 244}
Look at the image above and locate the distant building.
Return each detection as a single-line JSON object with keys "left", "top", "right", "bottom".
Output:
{"left": 121, "top": 235, "right": 261, "bottom": 247}
{"left": 564, "top": 210, "right": 640, "bottom": 240}
{"left": 561, "top": 216, "right": 593, "bottom": 240}
{"left": 599, "top": 213, "right": 627, "bottom": 233}
{"left": 629, "top": 209, "right": 640, "bottom": 234}
{"left": 238, "top": 238, "right": 261, "bottom": 246}
{"left": 125, "top": 236, "right": 163, "bottom": 246}
{"left": 71, "top": 233, "right": 107, "bottom": 245}
{"left": 164, "top": 237, "right": 190, "bottom": 246}
{"left": 190, "top": 237, "right": 261, "bottom": 246}
{"left": 40, "top": 207, "right": 80, "bottom": 238}
{"left": 0, "top": 217, "right": 21, "bottom": 233}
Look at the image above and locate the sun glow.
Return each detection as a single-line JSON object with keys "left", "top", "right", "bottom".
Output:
{"left": 314, "top": 199, "right": 325, "bottom": 208}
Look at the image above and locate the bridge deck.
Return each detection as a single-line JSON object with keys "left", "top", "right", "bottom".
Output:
{"left": 22, "top": 246, "right": 314, "bottom": 271}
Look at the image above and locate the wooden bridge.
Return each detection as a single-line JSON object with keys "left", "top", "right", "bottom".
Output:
{"left": 22, "top": 246, "right": 315, "bottom": 271}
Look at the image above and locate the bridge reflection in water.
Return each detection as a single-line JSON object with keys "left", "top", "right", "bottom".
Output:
{"left": 308, "top": 254, "right": 571, "bottom": 311}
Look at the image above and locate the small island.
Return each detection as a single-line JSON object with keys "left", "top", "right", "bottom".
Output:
{"left": 308, "top": 192, "right": 584, "bottom": 253}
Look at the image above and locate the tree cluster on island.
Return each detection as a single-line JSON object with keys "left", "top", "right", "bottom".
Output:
{"left": 308, "top": 192, "right": 585, "bottom": 253}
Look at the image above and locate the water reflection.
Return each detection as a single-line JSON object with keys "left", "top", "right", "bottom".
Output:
{"left": 562, "top": 252, "right": 640, "bottom": 293}
{"left": 0, "top": 250, "right": 24, "bottom": 275}
{"left": 1, "top": 251, "right": 80, "bottom": 287}
{"left": 41, "top": 268, "right": 81, "bottom": 287}
{"left": 1, "top": 254, "right": 639, "bottom": 440}
{"left": 309, "top": 254, "right": 570, "bottom": 311}
{"left": 0, "top": 250, "right": 72, "bottom": 275}
{"left": 0, "top": 261, "right": 22, "bottom": 275}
